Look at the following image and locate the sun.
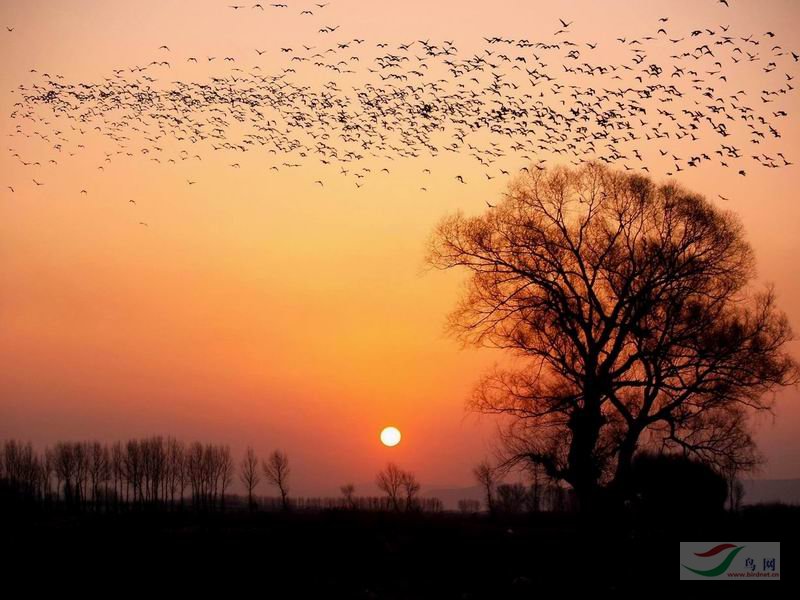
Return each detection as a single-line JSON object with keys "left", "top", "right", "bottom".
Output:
{"left": 380, "top": 426, "right": 401, "bottom": 447}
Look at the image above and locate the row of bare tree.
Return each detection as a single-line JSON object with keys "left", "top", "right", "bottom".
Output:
{"left": 1, "top": 440, "right": 442, "bottom": 513}
{"left": 472, "top": 460, "right": 573, "bottom": 514}
{"left": 0, "top": 438, "right": 287, "bottom": 512}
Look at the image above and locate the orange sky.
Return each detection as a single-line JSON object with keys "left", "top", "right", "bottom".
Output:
{"left": 1, "top": 0, "right": 799, "bottom": 494}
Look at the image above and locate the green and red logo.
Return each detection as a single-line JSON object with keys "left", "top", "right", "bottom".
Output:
{"left": 682, "top": 543, "right": 745, "bottom": 577}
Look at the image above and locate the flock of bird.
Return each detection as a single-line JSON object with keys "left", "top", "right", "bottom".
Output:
{"left": 4, "top": 0, "right": 797, "bottom": 227}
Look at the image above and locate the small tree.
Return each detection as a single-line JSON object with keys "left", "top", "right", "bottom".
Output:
{"left": 496, "top": 483, "right": 529, "bottom": 515}
{"left": 473, "top": 460, "right": 498, "bottom": 514}
{"left": 401, "top": 470, "right": 421, "bottom": 512}
{"left": 376, "top": 463, "right": 404, "bottom": 511}
{"left": 458, "top": 499, "right": 481, "bottom": 514}
{"left": 340, "top": 483, "right": 356, "bottom": 509}
{"left": 217, "top": 446, "right": 234, "bottom": 510}
{"left": 263, "top": 450, "right": 290, "bottom": 511}
{"left": 239, "top": 447, "right": 260, "bottom": 510}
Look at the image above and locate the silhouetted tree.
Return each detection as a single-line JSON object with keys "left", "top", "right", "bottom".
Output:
{"left": 263, "top": 450, "right": 291, "bottom": 511}
{"left": 340, "top": 483, "right": 356, "bottom": 509}
{"left": 526, "top": 463, "right": 545, "bottom": 513}
{"left": 41, "top": 447, "right": 54, "bottom": 503}
{"left": 166, "top": 438, "right": 186, "bottom": 507}
{"left": 630, "top": 451, "right": 728, "bottom": 516}
{"left": 3, "top": 437, "right": 457, "bottom": 516}
{"left": 217, "top": 445, "right": 234, "bottom": 510}
{"left": 473, "top": 460, "right": 498, "bottom": 515}
{"left": 428, "top": 163, "right": 798, "bottom": 511}
{"left": 53, "top": 442, "right": 76, "bottom": 506}
{"left": 239, "top": 447, "right": 260, "bottom": 510}
{"left": 496, "top": 483, "right": 528, "bottom": 515}
{"left": 376, "top": 463, "right": 404, "bottom": 512}
{"left": 400, "top": 470, "right": 421, "bottom": 512}
{"left": 88, "top": 441, "right": 110, "bottom": 510}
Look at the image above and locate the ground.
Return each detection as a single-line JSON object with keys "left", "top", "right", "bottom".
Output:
{"left": 4, "top": 504, "right": 794, "bottom": 596}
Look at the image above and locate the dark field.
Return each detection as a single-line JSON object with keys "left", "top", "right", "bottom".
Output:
{"left": 4, "top": 505, "right": 795, "bottom": 597}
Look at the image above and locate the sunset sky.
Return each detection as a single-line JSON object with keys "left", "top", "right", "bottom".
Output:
{"left": 1, "top": 0, "right": 799, "bottom": 495}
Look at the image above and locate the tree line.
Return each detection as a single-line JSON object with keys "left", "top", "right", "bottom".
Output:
{"left": 0, "top": 438, "right": 444, "bottom": 513}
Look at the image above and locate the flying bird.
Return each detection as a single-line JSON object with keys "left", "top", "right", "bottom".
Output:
{"left": 7, "top": 12, "right": 794, "bottom": 204}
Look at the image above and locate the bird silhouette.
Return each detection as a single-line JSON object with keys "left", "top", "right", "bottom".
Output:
{"left": 6, "top": 6, "right": 794, "bottom": 200}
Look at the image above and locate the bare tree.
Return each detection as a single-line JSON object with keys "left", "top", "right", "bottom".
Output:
{"left": 458, "top": 499, "right": 481, "bottom": 514}
{"left": 187, "top": 442, "right": 205, "bottom": 509}
{"left": 376, "top": 463, "right": 405, "bottom": 511}
{"left": 217, "top": 446, "right": 234, "bottom": 510}
{"left": 401, "top": 470, "right": 421, "bottom": 512}
{"left": 428, "top": 163, "right": 798, "bottom": 511}
{"left": 2, "top": 438, "right": 458, "bottom": 516}
{"left": 473, "top": 460, "right": 498, "bottom": 515}
{"left": 88, "top": 441, "right": 110, "bottom": 510}
{"left": 53, "top": 442, "right": 76, "bottom": 505}
{"left": 42, "top": 447, "right": 54, "bottom": 502}
{"left": 496, "top": 483, "right": 528, "bottom": 515}
{"left": 165, "top": 438, "right": 185, "bottom": 507}
{"left": 262, "top": 450, "right": 290, "bottom": 511}
{"left": 340, "top": 483, "right": 356, "bottom": 509}
{"left": 124, "top": 440, "right": 143, "bottom": 505}
{"left": 239, "top": 447, "right": 260, "bottom": 510}
{"left": 73, "top": 443, "right": 88, "bottom": 506}
{"left": 527, "top": 462, "right": 545, "bottom": 513}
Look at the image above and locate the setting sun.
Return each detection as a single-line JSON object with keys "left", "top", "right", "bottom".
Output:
{"left": 380, "top": 426, "right": 401, "bottom": 447}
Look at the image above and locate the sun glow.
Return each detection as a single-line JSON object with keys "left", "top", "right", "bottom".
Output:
{"left": 380, "top": 426, "right": 401, "bottom": 447}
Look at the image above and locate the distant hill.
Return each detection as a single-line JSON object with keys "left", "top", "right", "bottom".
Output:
{"left": 422, "top": 479, "right": 800, "bottom": 510}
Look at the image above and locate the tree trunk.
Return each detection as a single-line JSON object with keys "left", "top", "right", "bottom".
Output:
{"left": 611, "top": 430, "right": 640, "bottom": 506}
{"left": 567, "top": 403, "right": 604, "bottom": 513}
